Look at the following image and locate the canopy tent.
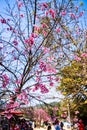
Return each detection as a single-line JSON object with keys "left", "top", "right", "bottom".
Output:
{"left": 0, "top": 110, "right": 23, "bottom": 115}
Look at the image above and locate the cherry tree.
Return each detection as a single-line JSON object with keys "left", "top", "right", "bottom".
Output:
{"left": 0, "top": 0, "right": 86, "bottom": 111}
{"left": 34, "top": 108, "right": 50, "bottom": 126}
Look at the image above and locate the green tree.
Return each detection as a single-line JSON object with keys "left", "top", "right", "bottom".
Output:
{"left": 58, "top": 52, "right": 87, "bottom": 107}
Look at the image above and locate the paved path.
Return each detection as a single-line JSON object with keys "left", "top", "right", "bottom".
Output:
{"left": 34, "top": 126, "right": 55, "bottom": 130}
{"left": 34, "top": 128, "right": 46, "bottom": 130}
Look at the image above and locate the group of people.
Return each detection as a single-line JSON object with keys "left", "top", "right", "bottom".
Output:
{"left": 76, "top": 119, "right": 85, "bottom": 130}
{"left": 47, "top": 119, "right": 63, "bottom": 130}
{"left": 0, "top": 117, "right": 34, "bottom": 130}
{"left": 47, "top": 118, "right": 86, "bottom": 130}
{"left": 0, "top": 116, "right": 86, "bottom": 130}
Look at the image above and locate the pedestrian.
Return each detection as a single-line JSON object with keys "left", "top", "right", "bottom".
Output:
{"left": 85, "top": 125, "right": 87, "bottom": 130}
{"left": 60, "top": 122, "right": 64, "bottom": 130}
{"left": 20, "top": 119, "right": 28, "bottom": 130}
{"left": 47, "top": 123, "right": 51, "bottom": 130}
{"left": 54, "top": 119, "right": 60, "bottom": 130}
{"left": 78, "top": 120, "right": 84, "bottom": 130}
{"left": 28, "top": 123, "right": 33, "bottom": 130}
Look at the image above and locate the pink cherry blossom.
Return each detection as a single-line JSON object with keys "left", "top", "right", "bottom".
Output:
{"left": 13, "top": 101, "right": 19, "bottom": 107}
{"left": 54, "top": 106, "right": 58, "bottom": 111}
{"left": 37, "top": 96, "right": 41, "bottom": 99}
{"left": 75, "top": 16, "right": 79, "bottom": 19}
{"left": 36, "top": 76, "right": 42, "bottom": 82}
{"left": 32, "top": 84, "right": 39, "bottom": 92}
{"left": 15, "top": 79, "right": 21, "bottom": 84}
{"left": 47, "top": 76, "right": 53, "bottom": 80}
{"left": 47, "top": 56, "right": 54, "bottom": 61}
{"left": 76, "top": 31, "right": 80, "bottom": 35}
{"left": 79, "top": 11, "right": 84, "bottom": 17}
{"left": 24, "top": 100, "right": 29, "bottom": 105}
{"left": 17, "top": 94, "right": 22, "bottom": 100}
{"left": 20, "top": 14, "right": 24, "bottom": 17}
{"left": 47, "top": 64, "right": 56, "bottom": 73}
{"left": 18, "top": 2, "right": 23, "bottom": 9}
{"left": 2, "top": 74, "right": 9, "bottom": 88}
{"left": 10, "top": 26, "right": 13, "bottom": 31}
{"left": 14, "top": 57, "right": 17, "bottom": 60}
{"left": 6, "top": 114, "right": 13, "bottom": 119}
{"left": 70, "top": 13, "right": 76, "bottom": 19}
{"left": 56, "top": 28, "right": 61, "bottom": 33}
{"left": 55, "top": 77, "right": 60, "bottom": 82}
{"left": 42, "top": 23, "right": 48, "bottom": 28}
{"left": 81, "top": 53, "right": 87, "bottom": 57}
{"left": 39, "top": 84, "right": 49, "bottom": 93}
{"left": 74, "top": 56, "right": 81, "bottom": 61}
{"left": 13, "top": 40, "right": 18, "bottom": 46}
{"left": 31, "top": 33, "right": 38, "bottom": 38}
{"left": 61, "top": 11, "right": 66, "bottom": 16}
{"left": 0, "top": 19, "right": 6, "bottom": 24}
{"left": 15, "top": 88, "right": 20, "bottom": 93}
{"left": 21, "top": 90, "right": 28, "bottom": 99}
{"left": 29, "top": 36, "right": 34, "bottom": 45}
{"left": 24, "top": 36, "right": 34, "bottom": 46}
{"left": 43, "top": 47, "right": 50, "bottom": 54}
{"left": 39, "top": 61, "right": 47, "bottom": 71}
{"left": 41, "top": 7, "right": 45, "bottom": 11}
{"left": 49, "top": 9, "right": 55, "bottom": 18}
{"left": 50, "top": 82, "right": 54, "bottom": 86}
{"left": 13, "top": 30, "right": 17, "bottom": 33}
{"left": 45, "top": 11, "right": 49, "bottom": 16}
{"left": 42, "top": 30, "right": 47, "bottom": 36}
{"left": 9, "top": 98, "right": 14, "bottom": 103}
{"left": 42, "top": 3, "right": 48, "bottom": 8}
{"left": 6, "top": 103, "right": 13, "bottom": 109}
{"left": 36, "top": 70, "right": 40, "bottom": 76}
{"left": 34, "top": 25, "right": 40, "bottom": 31}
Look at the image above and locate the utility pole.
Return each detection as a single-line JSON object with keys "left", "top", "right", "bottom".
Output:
{"left": 67, "top": 101, "right": 72, "bottom": 130}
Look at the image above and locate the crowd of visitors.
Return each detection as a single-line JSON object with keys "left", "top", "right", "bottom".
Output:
{"left": 46, "top": 118, "right": 86, "bottom": 130}
{"left": 0, "top": 117, "right": 34, "bottom": 130}
{"left": 0, "top": 116, "right": 87, "bottom": 130}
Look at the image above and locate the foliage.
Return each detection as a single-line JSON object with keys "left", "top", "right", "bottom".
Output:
{"left": 58, "top": 52, "right": 87, "bottom": 105}
{"left": 78, "top": 103, "right": 87, "bottom": 125}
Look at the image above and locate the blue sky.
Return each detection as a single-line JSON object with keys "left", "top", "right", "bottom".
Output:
{"left": 0, "top": 0, "right": 87, "bottom": 13}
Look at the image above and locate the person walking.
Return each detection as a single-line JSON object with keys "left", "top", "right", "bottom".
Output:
{"left": 28, "top": 122, "right": 33, "bottom": 130}
{"left": 78, "top": 120, "right": 84, "bottom": 130}
{"left": 54, "top": 119, "right": 60, "bottom": 130}
{"left": 60, "top": 122, "right": 64, "bottom": 130}
{"left": 47, "top": 123, "right": 51, "bottom": 130}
